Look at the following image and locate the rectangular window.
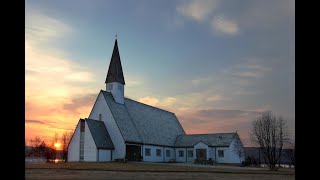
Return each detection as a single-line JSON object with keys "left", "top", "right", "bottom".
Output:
{"left": 80, "top": 149, "right": 84, "bottom": 161}
{"left": 145, "top": 148, "right": 151, "bottom": 156}
{"left": 188, "top": 150, "right": 193, "bottom": 157}
{"left": 80, "top": 120, "right": 85, "bottom": 132}
{"left": 79, "top": 120, "right": 85, "bottom": 161}
{"left": 178, "top": 150, "right": 184, "bottom": 157}
{"left": 80, "top": 133, "right": 84, "bottom": 139}
{"left": 166, "top": 150, "right": 171, "bottom": 157}
{"left": 156, "top": 149, "right": 161, "bottom": 157}
{"left": 79, "top": 136, "right": 84, "bottom": 160}
{"left": 218, "top": 150, "right": 224, "bottom": 157}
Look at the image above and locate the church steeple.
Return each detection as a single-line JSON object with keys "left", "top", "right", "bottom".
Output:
{"left": 105, "top": 37, "right": 125, "bottom": 104}
{"left": 105, "top": 38, "right": 125, "bottom": 85}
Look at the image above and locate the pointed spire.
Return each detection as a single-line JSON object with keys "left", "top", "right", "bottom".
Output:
{"left": 105, "top": 37, "right": 125, "bottom": 85}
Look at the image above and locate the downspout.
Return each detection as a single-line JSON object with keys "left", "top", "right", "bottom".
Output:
{"left": 141, "top": 145, "right": 143, "bottom": 161}
{"left": 186, "top": 148, "right": 187, "bottom": 162}
{"left": 97, "top": 149, "right": 99, "bottom": 162}
{"left": 215, "top": 147, "right": 217, "bottom": 162}
{"left": 258, "top": 147, "right": 261, "bottom": 167}
{"left": 163, "top": 147, "right": 165, "bottom": 162}
{"left": 125, "top": 143, "right": 127, "bottom": 161}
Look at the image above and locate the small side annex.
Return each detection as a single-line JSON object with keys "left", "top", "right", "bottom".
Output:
{"left": 68, "top": 118, "right": 114, "bottom": 162}
{"left": 174, "top": 133, "right": 245, "bottom": 164}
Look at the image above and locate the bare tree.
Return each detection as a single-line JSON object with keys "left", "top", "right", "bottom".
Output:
{"left": 53, "top": 132, "right": 59, "bottom": 145}
{"left": 249, "top": 111, "right": 289, "bottom": 171}
{"left": 49, "top": 132, "right": 60, "bottom": 161}
{"left": 28, "top": 137, "right": 52, "bottom": 159}
{"left": 38, "top": 141, "right": 47, "bottom": 157}
{"left": 285, "top": 140, "right": 295, "bottom": 168}
{"left": 232, "top": 133, "right": 245, "bottom": 164}
{"left": 30, "top": 136, "right": 42, "bottom": 147}
{"left": 60, "top": 131, "right": 73, "bottom": 162}
{"left": 29, "top": 136, "right": 42, "bottom": 157}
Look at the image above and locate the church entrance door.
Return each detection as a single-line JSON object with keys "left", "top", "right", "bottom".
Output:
{"left": 196, "top": 149, "right": 207, "bottom": 160}
{"left": 126, "top": 145, "right": 142, "bottom": 161}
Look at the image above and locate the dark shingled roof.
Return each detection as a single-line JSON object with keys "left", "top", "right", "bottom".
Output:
{"left": 102, "top": 92, "right": 143, "bottom": 144}
{"left": 105, "top": 39, "right": 125, "bottom": 85}
{"left": 174, "top": 133, "right": 236, "bottom": 147}
{"left": 102, "top": 91, "right": 186, "bottom": 146}
{"left": 86, "top": 118, "right": 115, "bottom": 149}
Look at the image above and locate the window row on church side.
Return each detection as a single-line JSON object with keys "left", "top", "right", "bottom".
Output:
{"left": 144, "top": 148, "right": 173, "bottom": 157}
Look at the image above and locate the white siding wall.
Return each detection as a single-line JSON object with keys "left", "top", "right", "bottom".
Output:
{"left": 227, "top": 137, "right": 245, "bottom": 163}
{"left": 106, "top": 82, "right": 124, "bottom": 104}
{"left": 194, "top": 142, "right": 209, "bottom": 160}
{"left": 98, "top": 149, "right": 112, "bottom": 162}
{"left": 215, "top": 138, "right": 245, "bottom": 164}
{"left": 67, "top": 121, "right": 80, "bottom": 162}
{"left": 164, "top": 147, "right": 175, "bottom": 162}
{"left": 216, "top": 147, "right": 229, "bottom": 163}
{"left": 84, "top": 122, "right": 97, "bottom": 161}
{"left": 175, "top": 148, "right": 187, "bottom": 162}
{"left": 89, "top": 92, "right": 126, "bottom": 160}
{"left": 186, "top": 148, "right": 194, "bottom": 162}
{"left": 209, "top": 147, "right": 216, "bottom": 162}
{"left": 142, "top": 145, "right": 166, "bottom": 162}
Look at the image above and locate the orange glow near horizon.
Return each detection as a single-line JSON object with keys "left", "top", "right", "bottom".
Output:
{"left": 54, "top": 142, "right": 61, "bottom": 149}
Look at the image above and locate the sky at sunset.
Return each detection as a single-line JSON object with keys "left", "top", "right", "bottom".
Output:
{"left": 25, "top": 0, "right": 295, "bottom": 146}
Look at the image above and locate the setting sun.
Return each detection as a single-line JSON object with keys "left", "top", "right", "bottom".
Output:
{"left": 54, "top": 142, "right": 61, "bottom": 149}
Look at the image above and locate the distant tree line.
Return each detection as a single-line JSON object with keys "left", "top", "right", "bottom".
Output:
{"left": 244, "top": 145, "right": 295, "bottom": 168}
{"left": 26, "top": 131, "right": 72, "bottom": 162}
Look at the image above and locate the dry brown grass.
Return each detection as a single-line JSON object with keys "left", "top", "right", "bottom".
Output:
{"left": 25, "top": 162, "right": 294, "bottom": 175}
{"left": 25, "top": 169, "right": 295, "bottom": 180}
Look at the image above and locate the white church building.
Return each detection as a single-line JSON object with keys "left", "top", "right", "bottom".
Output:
{"left": 67, "top": 39, "right": 245, "bottom": 164}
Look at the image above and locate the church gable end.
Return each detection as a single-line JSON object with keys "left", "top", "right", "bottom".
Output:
{"left": 67, "top": 120, "right": 81, "bottom": 161}
{"left": 88, "top": 91, "right": 126, "bottom": 159}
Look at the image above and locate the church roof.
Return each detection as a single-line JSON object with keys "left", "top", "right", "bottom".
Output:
{"left": 105, "top": 39, "right": 125, "bottom": 85}
{"left": 102, "top": 91, "right": 186, "bottom": 146}
{"left": 86, "top": 118, "right": 115, "bottom": 149}
{"left": 174, "top": 133, "right": 237, "bottom": 147}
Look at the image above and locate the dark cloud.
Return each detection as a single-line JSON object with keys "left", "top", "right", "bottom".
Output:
{"left": 25, "top": 120, "right": 44, "bottom": 124}
{"left": 63, "top": 93, "right": 97, "bottom": 111}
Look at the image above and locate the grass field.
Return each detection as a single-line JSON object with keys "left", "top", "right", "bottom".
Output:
{"left": 25, "top": 162, "right": 295, "bottom": 180}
